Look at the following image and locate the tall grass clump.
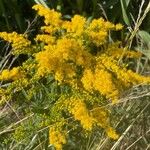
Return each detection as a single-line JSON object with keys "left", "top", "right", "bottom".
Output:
{"left": 0, "top": 3, "right": 150, "bottom": 150}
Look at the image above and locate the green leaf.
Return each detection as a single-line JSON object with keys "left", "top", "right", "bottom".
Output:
{"left": 137, "top": 48, "right": 150, "bottom": 60}
{"left": 138, "top": 30, "right": 150, "bottom": 45}
{"left": 125, "top": 0, "right": 130, "bottom": 6}
{"left": 120, "top": 0, "right": 131, "bottom": 26}
{"left": 137, "top": 30, "right": 150, "bottom": 59}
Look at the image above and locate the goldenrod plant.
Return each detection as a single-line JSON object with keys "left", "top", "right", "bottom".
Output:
{"left": 0, "top": 4, "right": 150, "bottom": 150}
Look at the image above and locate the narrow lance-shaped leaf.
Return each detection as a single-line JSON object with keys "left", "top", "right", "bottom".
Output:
{"left": 138, "top": 30, "right": 150, "bottom": 45}
{"left": 120, "top": 0, "right": 131, "bottom": 26}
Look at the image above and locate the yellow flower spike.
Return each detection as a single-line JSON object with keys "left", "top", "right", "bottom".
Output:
{"left": 104, "top": 21, "right": 115, "bottom": 30}
{"left": 0, "top": 67, "right": 24, "bottom": 81}
{"left": 35, "top": 49, "right": 59, "bottom": 76}
{"left": 63, "top": 15, "right": 86, "bottom": 36}
{"left": 69, "top": 98, "right": 94, "bottom": 131}
{"left": 94, "top": 68, "right": 119, "bottom": 103}
{"left": 98, "top": 55, "right": 150, "bottom": 87}
{"left": 81, "top": 67, "right": 119, "bottom": 103}
{"left": 81, "top": 69, "right": 94, "bottom": 92}
{"left": 41, "top": 26, "right": 58, "bottom": 34}
{"left": 0, "top": 32, "right": 31, "bottom": 55}
{"left": 88, "top": 18, "right": 105, "bottom": 31}
{"left": 87, "top": 30, "right": 107, "bottom": 46}
{"left": 35, "top": 34, "right": 56, "bottom": 44}
{"left": 32, "top": 4, "right": 62, "bottom": 26}
{"left": 105, "top": 43, "right": 142, "bottom": 59}
{"left": 49, "top": 127, "right": 67, "bottom": 150}
{"left": 0, "top": 69, "right": 9, "bottom": 80}
{"left": 106, "top": 127, "right": 119, "bottom": 140}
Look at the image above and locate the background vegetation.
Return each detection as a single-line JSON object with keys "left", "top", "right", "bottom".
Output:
{"left": 0, "top": 0, "right": 150, "bottom": 150}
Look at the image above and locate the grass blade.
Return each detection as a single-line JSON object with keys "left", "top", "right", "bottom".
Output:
{"left": 120, "top": 0, "right": 131, "bottom": 26}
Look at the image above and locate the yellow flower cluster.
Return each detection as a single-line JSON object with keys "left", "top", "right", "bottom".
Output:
{"left": 91, "top": 107, "right": 119, "bottom": 140}
{"left": 68, "top": 97, "right": 94, "bottom": 130}
{"left": 35, "top": 34, "right": 56, "bottom": 45}
{"left": 1, "top": 4, "right": 150, "bottom": 148}
{"left": 86, "top": 18, "right": 122, "bottom": 46}
{"left": 35, "top": 48, "right": 76, "bottom": 81}
{"left": 32, "top": 4, "right": 123, "bottom": 48}
{"left": 81, "top": 51, "right": 150, "bottom": 102}
{"left": 115, "top": 23, "right": 124, "bottom": 30}
{"left": 94, "top": 68, "right": 119, "bottom": 102}
{"left": 98, "top": 55, "right": 150, "bottom": 87}
{"left": 63, "top": 96, "right": 118, "bottom": 139}
{"left": 63, "top": 15, "right": 86, "bottom": 37}
{"left": 81, "top": 69, "right": 94, "bottom": 92}
{"left": 53, "top": 95, "right": 118, "bottom": 140}
{"left": 70, "top": 101, "right": 119, "bottom": 139}
{"left": 41, "top": 26, "right": 58, "bottom": 34}
{"left": 81, "top": 68, "right": 119, "bottom": 103}
{"left": 32, "top": 4, "right": 62, "bottom": 26}
{"left": 105, "top": 42, "right": 142, "bottom": 59}
{"left": 33, "top": 4, "right": 150, "bottom": 102}
{"left": 35, "top": 38, "right": 92, "bottom": 82}
{"left": 49, "top": 127, "right": 66, "bottom": 150}
{"left": 0, "top": 32, "right": 31, "bottom": 55}
{"left": 0, "top": 67, "right": 24, "bottom": 81}
{"left": 106, "top": 127, "right": 119, "bottom": 140}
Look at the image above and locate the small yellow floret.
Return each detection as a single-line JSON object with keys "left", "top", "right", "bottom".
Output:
{"left": 0, "top": 32, "right": 31, "bottom": 55}
{"left": 49, "top": 127, "right": 66, "bottom": 150}
{"left": 115, "top": 23, "right": 123, "bottom": 30}
{"left": 106, "top": 127, "right": 119, "bottom": 140}
{"left": 0, "top": 67, "right": 24, "bottom": 81}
